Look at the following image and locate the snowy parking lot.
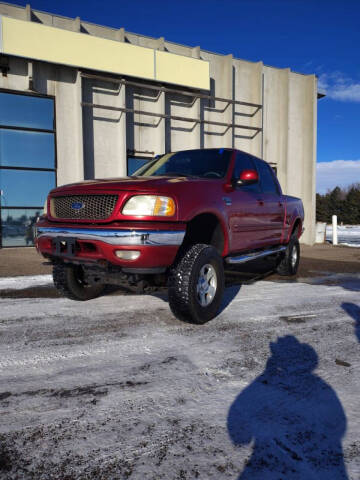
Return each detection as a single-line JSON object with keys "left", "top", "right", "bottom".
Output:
{"left": 0, "top": 273, "right": 359, "bottom": 479}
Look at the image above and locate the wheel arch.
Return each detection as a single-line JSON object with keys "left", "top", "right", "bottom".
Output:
{"left": 286, "top": 217, "right": 303, "bottom": 243}
{"left": 181, "top": 211, "right": 228, "bottom": 256}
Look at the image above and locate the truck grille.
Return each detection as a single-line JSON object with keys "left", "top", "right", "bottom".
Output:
{"left": 51, "top": 194, "right": 118, "bottom": 220}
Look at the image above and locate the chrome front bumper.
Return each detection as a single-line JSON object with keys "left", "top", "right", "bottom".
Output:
{"left": 36, "top": 227, "right": 186, "bottom": 246}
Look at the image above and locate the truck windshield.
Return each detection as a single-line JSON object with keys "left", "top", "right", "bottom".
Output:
{"left": 131, "top": 149, "right": 232, "bottom": 178}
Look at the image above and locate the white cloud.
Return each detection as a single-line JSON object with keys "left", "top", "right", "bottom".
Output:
{"left": 316, "top": 160, "right": 360, "bottom": 194}
{"left": 318, "top": 72, "right": 360, "bottom": 102}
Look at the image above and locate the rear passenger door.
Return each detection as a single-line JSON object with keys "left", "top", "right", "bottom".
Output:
{"left": 255, "top": 159, "right": 284, "bottom": 245}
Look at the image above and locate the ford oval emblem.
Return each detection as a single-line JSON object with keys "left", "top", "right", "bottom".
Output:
{"left": 71, "top": 202, "right": 85, "bottom": 210}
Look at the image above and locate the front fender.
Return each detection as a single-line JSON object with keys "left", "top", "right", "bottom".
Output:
{"left": 185, "top": 207, "right": 230, "bottom": 257}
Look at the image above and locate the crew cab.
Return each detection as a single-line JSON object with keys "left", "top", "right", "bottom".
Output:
{"left": 35, "top": 148, "right": 304, "bottom": 324}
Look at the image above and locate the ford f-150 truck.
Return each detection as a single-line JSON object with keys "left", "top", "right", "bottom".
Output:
{"left": 35, "top": 148, "right": 304, "bottom": 324}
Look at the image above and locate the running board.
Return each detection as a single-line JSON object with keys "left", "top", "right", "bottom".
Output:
{"left": 225, "top": 245, "right": 287, "bottom": 265}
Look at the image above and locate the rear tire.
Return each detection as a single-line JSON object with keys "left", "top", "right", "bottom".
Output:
{"left": 53, "top": 263, "right": 105, "bottom": 301}
{"left": 276, "top": 235, "right": 300, "bottom": 276}
{"left": 168, "top": 244, "right": 225, "bottom": 324}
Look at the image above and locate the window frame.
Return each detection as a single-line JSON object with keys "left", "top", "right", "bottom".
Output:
{"left": 0, "top": 88, "right": 57, "bottom": 248}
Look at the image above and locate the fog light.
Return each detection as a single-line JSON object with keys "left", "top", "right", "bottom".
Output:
{"left": 115, "top": 250, "right": 141, "bottom": 260}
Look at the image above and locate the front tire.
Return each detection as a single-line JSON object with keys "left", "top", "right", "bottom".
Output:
{"left": 276, "top": 235, "right": 300, "bottom": 276}
{"left": 168, "top": 244, "right": 225, "bottom": 324}
{"left": 53, "top": 263, "right": 105, "bottom": 301}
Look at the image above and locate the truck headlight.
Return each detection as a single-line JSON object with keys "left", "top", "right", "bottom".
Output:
{"left": 43, "top": 198, "right": 48, "bottom": 216}
{"left": 122, "top": 195, "right": 175, "bottom": 217}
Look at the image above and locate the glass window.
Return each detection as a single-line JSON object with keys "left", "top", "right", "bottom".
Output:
{"left": 127, "top": 157, "right": 151, "bottom": 176}
{"left": 1, "top": 208, "right": 42, "bottom": 247}
{"left": 0, "top": 169, "right": 55, "bottom": 207}
{"left": 0, "top": 92, "right": 56, "bottom": 247}
{"left": 133, "top": 149, "right": 232, "bottom": 178}
{"left": 233, "top": 152, "right": 256, "bottom": 179}
{"left": 257, "top": 160, "right": 279, "bottom": 194}
{"left": 0, "top": 129, "right": 55, "bottom": 169}
{"left": 0, "top": 92, "right": 54, "bottom": 130}
{"left": 233, "top": 152, "right": 260, "bottom": 192}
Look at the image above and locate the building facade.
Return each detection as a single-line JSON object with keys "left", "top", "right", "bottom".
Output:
{"left": 0, "top": 2, "right": 318, "bottom": 247}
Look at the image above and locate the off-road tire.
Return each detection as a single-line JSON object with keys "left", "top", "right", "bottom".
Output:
{"left": 276, "top": 235, "right": 300, "bottom": 276}
{"left": 53, "top": 263, "right": 105, "bottom": 301}
{"left": 168, "top": 244, "right": 225, "bottom": 324}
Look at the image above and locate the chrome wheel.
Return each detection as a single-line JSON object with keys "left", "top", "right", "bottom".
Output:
{"left": 196, "top": 263, "right": 217, "bottom": 307}
{"left": 291, "top": 245, "right": 298, "bottom": 268}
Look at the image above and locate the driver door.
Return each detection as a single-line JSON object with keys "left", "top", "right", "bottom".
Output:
{"left": 227, "top": 152, "right": 264, "bottom": 252}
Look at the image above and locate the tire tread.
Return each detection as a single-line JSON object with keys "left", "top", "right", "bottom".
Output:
{"left": 168, "top": 244, "right": 224, "bottom": 324}
{"left": 53, "top": 263, "right": 104, "bottom": 301}
{"left": 276, "top": 235, "right": 300, "bottom": 276}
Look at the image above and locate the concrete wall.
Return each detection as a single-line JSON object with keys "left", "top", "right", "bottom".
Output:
{"left": 263, "top": 66, "right": 290, "bottom": 191}
{"left": 287, "top": 73, "right": 317, "bottom": 244}
{"left": 233, "top": 59, "right": 263, "bottom": 157}
{"left": 201, "top": 52, "right": 233, "bottom": 149}
{"left": 0, "top": 2, "right": 318, "bottom": 244}
{"left": 262, "top": 66, "right": 317, "bottom": 244}
{"left": 83, "top": 78, "right": 126, "bottom": 179}
{"left": 126, "top": 85, "right": 165, "bottom": 157}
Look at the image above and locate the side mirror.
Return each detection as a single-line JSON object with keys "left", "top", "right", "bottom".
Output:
{"left": 236, "top": 169, "right": 259, "bottom": 186}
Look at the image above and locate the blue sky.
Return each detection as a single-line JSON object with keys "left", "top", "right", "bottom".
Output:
{"left": 4, "top": 0, "right": 360, "bottom": 193}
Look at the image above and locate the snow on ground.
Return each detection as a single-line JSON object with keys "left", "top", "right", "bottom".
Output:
{"left": 0, "top": 275, "right": 359, "bottom": 479}
{"left": 0, "top": 274, "right": 52, "bottom": 291}
{"left": 326, "top": 225, "right": 360, "bottom": 247}
{"left": 339, "top": 243, "right": 360, "bottom": 248}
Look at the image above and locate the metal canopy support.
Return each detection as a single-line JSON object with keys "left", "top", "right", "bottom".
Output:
{"left": 80, "top": 71, "right": 262, "bottom": 134}
{"left": 81, "top": 72, "right": 262, "bottom": 109}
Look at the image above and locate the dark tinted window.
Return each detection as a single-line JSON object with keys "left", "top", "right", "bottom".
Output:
{"left": 0, "top": 92, "right": 54, "bottom": 130}
{"left": 0, "top": 129, "right": 55, "bottom": 168}
{"left": 0, "top": 169, "right": 56, "bottom": 206}
{"left": 127, "top": 157, "right": 151, "bottom": 175}
{"left": 0, "top": 92, "right": 56, "bottom": 247}
{"left": 1, "top": 208, "right": 42, "bottom": 247}
{"left": 257, "top": 160, "right": 279, "bottom": 194}
{"left": 233, "top": 152, "right": 256, "bottom": 179}
{"left": 233, "top": 152, "right": 260, "bottom": 192}
{"left": 132, "top": 149, "right": 232, "bottom": 178}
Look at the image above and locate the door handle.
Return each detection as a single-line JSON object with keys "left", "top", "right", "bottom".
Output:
{"left": 257, "top": 199, "right": 264, "bottom": 206}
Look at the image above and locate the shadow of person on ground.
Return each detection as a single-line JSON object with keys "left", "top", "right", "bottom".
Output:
{"left": 342, "top": 302, "right": 360, "bottom": 343}
{"left": 227, "top": 335, "right": 349, "bottom": 479}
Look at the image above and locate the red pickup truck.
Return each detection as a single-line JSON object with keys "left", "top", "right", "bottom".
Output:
{"left": 36, "top": 148, "right": 304, "bottom": 324}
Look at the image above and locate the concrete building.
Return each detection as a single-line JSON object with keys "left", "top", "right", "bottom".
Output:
{"left": 0, "top": 2, "right": 318, "bottom": 247}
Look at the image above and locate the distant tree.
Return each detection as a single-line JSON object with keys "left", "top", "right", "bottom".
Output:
{"left": 316, "top": 193, "right": 328, "bottom": 222}
{"left": 345, "top": 182, "right": 360, "bottom": 193}
{"left": 345, "top": 187, "right": 360, "bottom": 224}
{"left": 316, "top": 184, "right": 360, "bottom": 224}
{"left": 328, "top": 187, "right": 342, "bottom": 218}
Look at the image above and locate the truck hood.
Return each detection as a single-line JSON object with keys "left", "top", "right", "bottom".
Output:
{"left": 51, "top": 176, "right": 215, "bottom": 194}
